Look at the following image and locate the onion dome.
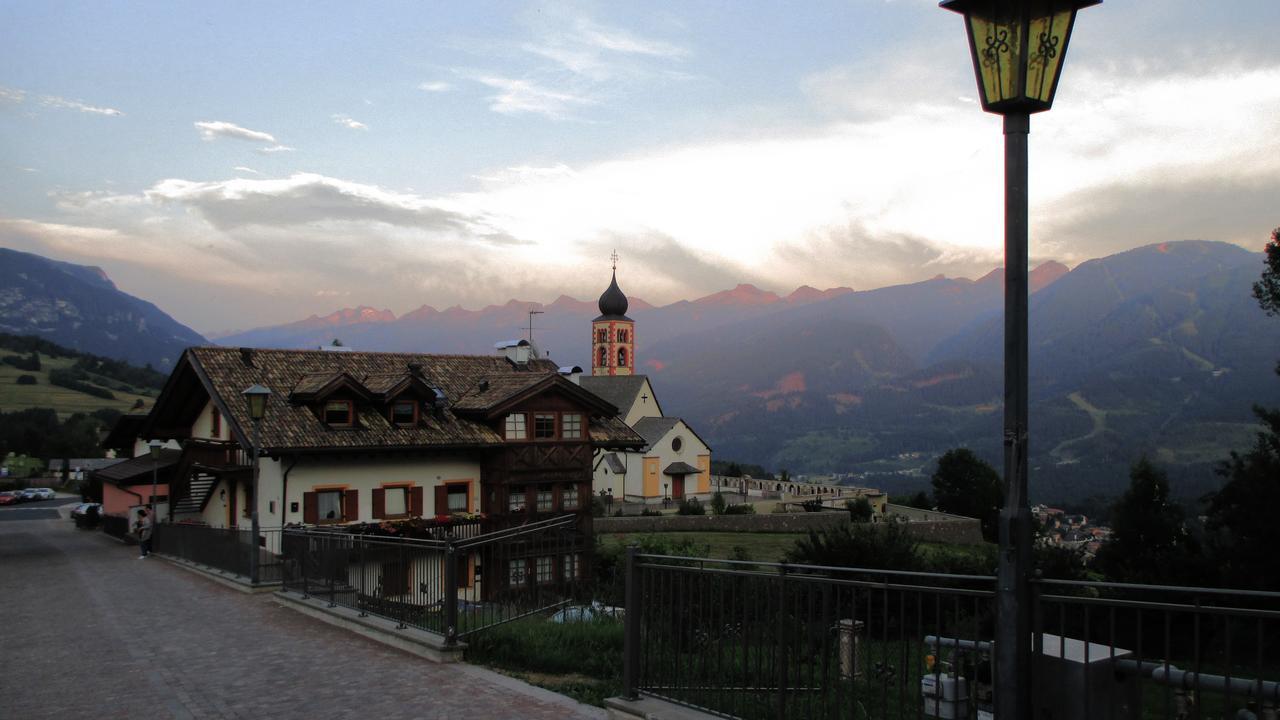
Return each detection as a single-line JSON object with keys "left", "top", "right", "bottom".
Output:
{"left": 596, "top": 270, "right": 630, "bottom": 319}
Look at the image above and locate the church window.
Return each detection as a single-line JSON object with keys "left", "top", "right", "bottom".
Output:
{"left": 672, "top": 436, "right": 683, "bottom": 452}
{"left": 616, "top": 329, "right": 628, "bottom": 342}
{"left": 596, "top": 328, "right": 608, "bottom": 343}
{"left": 598, "top": 346, "right": 607, "bottom": 367}
{"left": 617, "top": 348, "right": 628, "bottom": 367}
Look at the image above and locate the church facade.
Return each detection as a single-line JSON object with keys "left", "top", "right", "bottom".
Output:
{"left": 580, "top": 263, "right": 713, "bottom": 504}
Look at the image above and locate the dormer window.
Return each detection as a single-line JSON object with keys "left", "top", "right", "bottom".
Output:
{"left": 324, "top": 400, "right": 354, "bottom": 426}
{"left": 504, "top": 413, "right": 527, "bottom": 440}
{"left": 534, "top": 413, "right": 557, "bottom": 439}
{"left": 390, "top": 400, "right": 417, "bottom": 426}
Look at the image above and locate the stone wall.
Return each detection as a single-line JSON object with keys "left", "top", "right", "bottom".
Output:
{"left": 594, "top": 512, "right": 985, "bottom": 546}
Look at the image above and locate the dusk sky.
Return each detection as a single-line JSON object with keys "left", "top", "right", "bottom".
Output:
{"left": 2, "top": 1, "right": 1278, "bottom": 334}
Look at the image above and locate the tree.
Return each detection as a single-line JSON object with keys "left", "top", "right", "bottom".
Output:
{"left": 931, "top": 448, "right": 1002, "bottom": 541}
{"left": 1201, "top": 227, "right": 1280, "bottom": 590}
{"left": 786, "top": 521, "right": 922, "bottom": 572}
{"left": 846, "top": 496, "right": 873, "bottom": 522}
{"left": 1252, "top": 227, "right": 1280, "bottom": 316}
{"left": 709, "top": 491, "right": 727, "bottom": 515}
{"left": 1093, "top": 458, "right": 1201, "bottom": 585}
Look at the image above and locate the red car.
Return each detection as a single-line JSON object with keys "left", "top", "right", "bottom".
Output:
{"left": 0, "top": 491, "right": 19, "bottom": 505}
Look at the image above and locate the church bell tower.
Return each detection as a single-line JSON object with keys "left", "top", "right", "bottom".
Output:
{"left": 592, "top": 252, "right": 635, "bottom": 376}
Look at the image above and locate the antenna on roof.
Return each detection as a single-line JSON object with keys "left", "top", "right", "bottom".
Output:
{"left": 527, "top": 307, "right": 544, "bottom": 347}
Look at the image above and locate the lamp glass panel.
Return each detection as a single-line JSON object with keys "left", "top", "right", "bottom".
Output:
{"left": 969, "top": 14, "right": 1024, "bottom": 105}
{"left": 1025, "top": 10, "right": 1074, "bottom": 102}
{"left": 248, "top": 394, "right": 267, "bottom": 419}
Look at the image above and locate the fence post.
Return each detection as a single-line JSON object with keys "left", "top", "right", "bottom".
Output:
{"left": 777, "top": 562, "right": 789, "bottom": 720}
{"left": 358, "top": 536, "right": 368, "bottom": 617}
{"left": 623, "top": 544, "right": 641, "bottom": 700}
{"left": 444, "top": 539, "right": 459, "bottom": 645}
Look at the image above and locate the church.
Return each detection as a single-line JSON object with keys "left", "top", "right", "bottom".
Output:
{"left": 579, "top": 260, "right": 713, "bottom": 505}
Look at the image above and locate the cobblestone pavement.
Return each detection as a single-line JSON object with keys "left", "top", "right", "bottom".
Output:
{"left": 0, "top": 516, "right": 604, "bottom": 720}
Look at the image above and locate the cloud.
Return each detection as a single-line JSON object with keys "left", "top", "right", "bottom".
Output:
{"left": 331, "top": 114, "right": 368, "bottom": 130}
{"left": 573, "top": 19, "right": 688, "bottom": 59}
{"left": 473, "top": 76, "right": 593, "bottom": 119}
{"left": 40, "top": 95, "right": 123, "bottom": 116}
{"left": 0, "top": 86, "right": 26, "bottom": 103}
{"left": 232, "top": 166, "right": 260, "bottom": 175}
{"left": 418, "top": 81, "right": 452, "bottom": 92}
{"left": 138, "top": 173, "right": 496, "bottom": 234}
{"left": 194, "top": 120, "right": 277, "bottom": 143}
{"left": 258, "top": 144, "right": 296, "bottom": 154}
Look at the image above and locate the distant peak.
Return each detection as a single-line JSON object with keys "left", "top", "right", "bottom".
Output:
{"left": 1030, "top": 260, "right": 1069, "bottom": 292}
{"left": 784, "top": 285, "right": 854, "bottom": 305}
{"left": 297, "top": 305, "right": 396, "bottom": 328}
{"left": 694, "top": 283, "right": 781, "bottom": 306}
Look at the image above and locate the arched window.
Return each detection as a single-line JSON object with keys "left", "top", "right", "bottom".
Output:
{"left": 596, "top": 328, "right": 608, "bottom": 343}
{"left": 598, "top": 346, "right": 607, "bottom": 367}
{"left": 617, "top": 329, "right": 628, "bottom": 342}
{"left": 617, "top": 347, "right": 628, "bottom": 367}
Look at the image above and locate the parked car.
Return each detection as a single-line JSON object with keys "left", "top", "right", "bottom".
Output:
{"left": 0, "top": 491, "right": 19, "bottom": 505}
{"left": 549, "top": 601, "right": 624, "bottom": 623}
{"left": 24, "top": 488, "right": 56, "bottom": 501}
{"left": 18, "top": 489, "right": 39, "bottom": 501}
{"left": 72, "top": 503, "right": 102, "bottom": 527}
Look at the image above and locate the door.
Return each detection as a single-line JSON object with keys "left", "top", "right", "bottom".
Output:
{"left": 672, "top": 475, "right": 686, "bottom": 500}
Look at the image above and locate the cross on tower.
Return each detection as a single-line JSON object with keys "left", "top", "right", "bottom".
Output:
{"left": 610, "top": 249, "right": 619, "bottom": 271}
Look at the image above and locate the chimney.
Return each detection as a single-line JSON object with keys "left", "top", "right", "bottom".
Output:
{"left": 407, "top": 362, "right": 423, "bottom": 378}
{"left": 558, "top": 365, "right": 583, "bottom": 385}
{"left": 432, "top": 387, "right": 447, "bottom": 420}
{"left": 494, "top": 339, "right": 531, "bottom": 366}
{"left": 239, "top": 347, "right": 255, "bottom": 367}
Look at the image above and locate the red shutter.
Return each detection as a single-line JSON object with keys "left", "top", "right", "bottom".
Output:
{"left": 303, "top": 492, "right": 318, "bottom": 524}
{"left": 410, "top": 486, "right": 424, "bottom": 517}
{"left": 372, "top": 488, "right": 386, "bottom": 519}
{"left": 434, "top": 485, "right": 448, "bottom": 516}
{"left": 344, "top": 489, "right": 358, "bottom": 522}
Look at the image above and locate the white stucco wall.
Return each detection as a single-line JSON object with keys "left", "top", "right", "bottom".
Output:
{"left": 190, "top": 400, "right": 229, "bottom": 441}
{"left": 260, "top": 454, "right": 482, "bottom": 527}
{"left": 622, "top": 378, "right": 663, "bottom": 425}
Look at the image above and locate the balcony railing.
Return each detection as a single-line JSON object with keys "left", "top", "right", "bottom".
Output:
{"left": 181, "top": 438, "right": 250, "bottom": 470}
{"left": 621, "top": 553, "right": 1280, "bottom": 719}
{"left": 153, "top": 523, "right": 283, "bottom": 584}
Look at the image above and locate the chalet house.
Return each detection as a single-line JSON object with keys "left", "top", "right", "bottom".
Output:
{"left": 108, "top": 346, "right": 641, "bottom": 553}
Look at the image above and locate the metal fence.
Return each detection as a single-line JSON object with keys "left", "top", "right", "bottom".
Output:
{"left": 280, "top": 514, "right": 588, "bottom": 643}
{"left": 622, "top": 552, "right": 1280, "bottom": 720}
{"left": 153, "top": 523, "right": 284, "bottom": 584}
{"left": 102, "top": 514, "right": 132, "bottom": 541}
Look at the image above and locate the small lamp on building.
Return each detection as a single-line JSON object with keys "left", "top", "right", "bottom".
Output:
{"left": 241, "top": 384, "right": 272, "bottom": 584}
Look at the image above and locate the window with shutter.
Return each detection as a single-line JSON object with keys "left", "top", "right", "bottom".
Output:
{"left": 303, "top": 492, "right": 319, "bottom": 524}
{"left": 384, "top": 486, "right": 408, "bottom": 517}
{"left": 316, "top": 490, "right": 343, "bottom": 522}
{"left": 344, "top": 489, "right": 358, "bottom": 521}
{"left": 372, "top": 487, "right": 386, "bottom": 519}
{"left": 434, "top": 485, "right": 448, "bottom": 516}
{"left": 410, "top": 486, "right": 424, "bottom": 517}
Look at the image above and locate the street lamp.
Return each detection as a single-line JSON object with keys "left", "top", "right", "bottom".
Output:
{"left": 242, "top": 384, "right": 272, "bottom": 584}
{"left": 939, "top": 1, "right": 1098, "bottom": 717}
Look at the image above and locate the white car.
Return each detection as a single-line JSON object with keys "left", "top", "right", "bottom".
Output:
{"left": 28, "top": 488, "right": 56, "bottom": 500}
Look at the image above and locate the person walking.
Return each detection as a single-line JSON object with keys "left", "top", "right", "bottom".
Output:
{"left": 135, "top": 508, "right": 154, "bottom": 558}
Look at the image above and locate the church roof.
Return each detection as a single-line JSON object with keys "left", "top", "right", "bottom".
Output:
{"left": 632, "top": 416, "right": 681, "bottom": 447}
{"left": 596, "top": 270, "right": 631, "bottom": 320}
{"left": 579, "top": 375, "right": 656, "bottom": 416}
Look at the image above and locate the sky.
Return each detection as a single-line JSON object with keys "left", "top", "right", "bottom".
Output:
{"left": 2, "top": 0, "right": 1278, "bottom": 335}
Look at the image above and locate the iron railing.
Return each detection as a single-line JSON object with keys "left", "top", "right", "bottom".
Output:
{"left": 623, "top": 552, "right": 1280, "bottom": 719}
{"left": 102, "top": 514, "right": 131, "bottom": 541}
{"left": 152, "top": 523, "right": 284, "bottom": 584}
{"left": 280, "top": 514, "right": 589, "bottom": 643}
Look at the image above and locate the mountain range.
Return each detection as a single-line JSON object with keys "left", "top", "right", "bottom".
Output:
{"left": 3, "top": 240, "right": 1276, "bottom": 504}
{"left": 0, "top": 248, "right": 206, "bottom": 369}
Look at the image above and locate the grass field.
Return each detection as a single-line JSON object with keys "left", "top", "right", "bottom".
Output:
{"left": 599, "top": 529, "right": 994, "bottom": 567}
{"left": 0, "top": 353, "right": 154, "bottom": 418}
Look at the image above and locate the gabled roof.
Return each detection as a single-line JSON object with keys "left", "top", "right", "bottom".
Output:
{"left": 92, "top": 449, "right": 182, "bottom": 486}
{"left": 101, "top": 414, "right": 148, "bottom": 451}
{"left": 632, "top": 416, "right": 680, "bottom": 447}
{"left": 452, "top": 372, "right": 620, "bottom": 419}
{"left": 147, "top": 347, "right": 640, "bottom": 454}
{"left": 632, "top": 416, "right": 714, "bottom": 453}
{"left": 288, "top": 371, "right": 374, "bottom": 403}
{"left": 579, "top": 375, "right": 661, "bottom": 417}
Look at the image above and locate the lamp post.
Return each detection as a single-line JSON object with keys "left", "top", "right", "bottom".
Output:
{"left": 939, "top": 1, "right": 1098, "bottom": 717}
{"left": 148, "top": 439, "right": 163, "bottom": 525}
{"left": 242, "top": 384, "right": 272, "bottom": 585}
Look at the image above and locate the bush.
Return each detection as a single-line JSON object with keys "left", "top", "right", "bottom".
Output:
{"left": 846, "top": 497, "right": 874, "bottom": 522}
{"left": 1, "top": 352, "right": 40, "bottom": 372}
{"left": 722, "top": 503, "right": 756, "bottom": 515}
{"left": 640, "top": 508, "right": 662, "bottom": 517}
{"left": 463, "top": 618, "right": 623, "bottom": 706}
{"left": 677, "top": 497, "right": 705, "bottom": 515}
{"left": 710, "top": 491, "right": 727, "bottom": 515}
{"left": 48, "top": 368, "right": 115, "bottom": 399}
{"left": 16, "top": 375, "right": 37, "bottom": 385}
{"left": 786, "top": 521, "right": 922, "bottom": 572}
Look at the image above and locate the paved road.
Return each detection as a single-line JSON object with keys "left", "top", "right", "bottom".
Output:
{"left": 0, "top": 514, "right": 603, "bottom": 720}
{"left": 0, "top": 497, "right": 79, "bottom": 522}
